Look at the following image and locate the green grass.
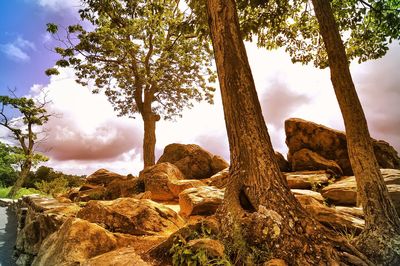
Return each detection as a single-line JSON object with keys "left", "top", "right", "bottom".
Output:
{"left": 0, "top": 186, "right": 43, "bottom": 199}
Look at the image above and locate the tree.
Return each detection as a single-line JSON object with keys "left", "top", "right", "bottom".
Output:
{"left": 46, "top": 0, "right": 215, "bottom": 168}
{"left": 236, "top": 0, "right": 400, "bottom": 263}
{"left": 204, "top": 0, "right": 371, "bottom": 264}
{"left": 0, "top": 94, "right": 50, "bottom": 197}
{"left": 0, "top": 141, "right": 19, "bottom": 187}
{"left": 311, "top": 0, "right": 400, "bottom": 263}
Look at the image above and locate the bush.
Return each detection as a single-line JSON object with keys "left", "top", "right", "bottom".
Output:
{"left": 35, "top": 177, "right": 69, "bottom": 197}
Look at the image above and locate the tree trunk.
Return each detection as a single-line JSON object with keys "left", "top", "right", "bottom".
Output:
{"left": 7, "top": 159, "right": 32, "bottom": 198}
{"left": 206, "top": 0, "right": 371, "bottom": 264}
{"left": 142, "top": 110, "right": 159, "bottom": 168}
{"left": 311, "top": 0, "right": 400, "bottom": 263}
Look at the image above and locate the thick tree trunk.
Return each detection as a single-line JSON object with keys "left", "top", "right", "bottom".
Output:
{"left": 206, "top": 0, "right": 371, "bottom": 264}
{"left": 311, "top": 0, "right": 400, "bottom": 263}
{"left": 142, "top": 111, "right": 159, "bottom": 168}
{"left": 7, "top": 159, "right": 32, "bottom": 198}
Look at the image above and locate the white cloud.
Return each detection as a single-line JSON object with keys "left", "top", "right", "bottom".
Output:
{"left": 0, "top": 37, "right": 36, "bottom": 62}
{"left": 34, "top": 0, "right": 82, "bottom": 12}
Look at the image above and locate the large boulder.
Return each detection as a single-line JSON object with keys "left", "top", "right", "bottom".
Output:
{"left": 104, "top": 176, "right": 144, "bottom": 200}
{"left": 82, "top": 247, "right": 151, "bottom": 266}
{"left": 275, "top": 151, "right": 290, "bottom": 172}
{"left": 76, "top": 198, "right": 185, "bottom": 236}
{"left": 297, "top": 196, "right": 364, "bottom": 234}
{"left": 321, "top": 169, "right": 400, "bottom": 214}
{"left": 290, "top": 148, "right": 343, "bottom": 176}
{"left": 140, "top": 163, "right": 188, "bottom": 200}
{"left": 285, "top": 118, "right": 400, "bottom": 175}
{"left": 32, "top": 218, "right": 119, "bottom": 266}
{"left": 202, "top": 168, "right": 229, "bottom": 189}
{"left": 157, "top": 143, "right": 229, "bottom": 179}
{"left": 85, "top": 169, "right": 126, "bottom": 186}
{"left": 284, "top": 171, "right": 331, "bottom": 190}
{"left": 179, "top": 186, "right": 225, "bottom": 216}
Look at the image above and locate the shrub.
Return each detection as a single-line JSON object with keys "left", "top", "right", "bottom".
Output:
{"left": 35, "top": 177, "right": 69, "bottom": 197}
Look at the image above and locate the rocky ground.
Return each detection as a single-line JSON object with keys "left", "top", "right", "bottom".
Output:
{"left": 11, "top": 118, "right": 400, "bottom": 265}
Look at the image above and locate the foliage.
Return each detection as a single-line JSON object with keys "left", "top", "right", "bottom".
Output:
{"left": 0, "top": 141, "right": 19, "bottom": 187}
{"left": 0, "top": 186, "right": 42, "bottom": 199}
{"left": 235, "top": 0, "right": 400, "bottom": 68}
{"left": 25, "top": 166, "right": 84, "bottom": 189}
{"left": 34, "top": 177, "right": 69, "bottom": 197}
{"left": 46, "top": 0, "right": 216, "bottom": 120}
{"left": 169, "top": 223, "right": 231, "bottom": 266}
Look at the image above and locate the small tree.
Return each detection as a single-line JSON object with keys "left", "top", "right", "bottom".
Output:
{"left": 46, "top": 0, "right": 216, "bottom": 168}
{"left": 0, "top": 94, "right": 50, "bottom": 197}
{"left": 0, "top": 141, "right": 19, "bottom": 187}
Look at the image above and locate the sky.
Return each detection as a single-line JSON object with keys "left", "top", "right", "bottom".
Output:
{"left": 1, "top": 0, "right": 399, "bottom": 176}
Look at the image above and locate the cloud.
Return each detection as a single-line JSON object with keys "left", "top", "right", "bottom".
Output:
{"left": 34, "top": 0, "right": 82, "bottom": 12}
{"left": 260, "top": 79, "right": 310, "bottom": 129}
{"left": 352, "top": 45, "right": 400, "bottom": 152}
{"left": 0, "top": 36, "right": 36, "bottom": 62}
{"left": 27, "top": 67, "right": 143, "bottom": 174}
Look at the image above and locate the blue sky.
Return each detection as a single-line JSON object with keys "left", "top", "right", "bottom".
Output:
{"left": 0, "top": 1, "right": 399, "bottom": 175}
{"left": 0, "top": 0, "right": 81, "bottom": 95}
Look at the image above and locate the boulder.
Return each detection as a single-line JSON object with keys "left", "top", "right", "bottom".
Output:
{"left": 275, "top": 152, "right": 290, "bottom": 172}
{"left": 321, "top": 169, "right": 400, "bottom": 214}
{"left": 76, "top": 198, "right": 185, "bottom": 236}
{"left": 202, "top": 168, "right": 229, "bottom": 188}
{"left": 14, "top": 196, "right": 81, "bottom": 263}
{"left": 82, "top": 247, "right": 150, "bottom": 266}
{"left": 76, "top": 186, "right": 107, "bottom": 202}
{"left": 290, "top": 148, "right": 343, "bottom": 176}
{"left": 284, "top": 171, "right": 331, "bottom": 190}
{"left": 139, "top": 162, "right": 185, "bottom": 201}
{"left": 85, "top": 169, "right": 126, "bottom": 186}
{"left": 32, "top": 218, "right": 119, "bottom": 266}
{"left": 104, "top": 176, "right": 144, "bottom": 200}
{"left": 187, "top": 238, "right": 225, "bottom": 258}
{"left": 297, "top": 196, "right": 364, "bottom": 234}
{"left": 291, "top": 189, "right": 324, "bottom": 203}
{"left": 334, "top": 206, "right": 364, "bottom": 219}
{"left": 285, "top": 118, "right": 400, "bottom": 175}
{"left": 168, "top": 179, "right": 205, "bottom": 197}
{"left": 157, "top": 143, "right": 229, "bottom": 179}
{"left": 179, "top": 186, "right": 225, "bottom": 216}
{"left": 321, "top": 176, "right": 357, "bottom": 205}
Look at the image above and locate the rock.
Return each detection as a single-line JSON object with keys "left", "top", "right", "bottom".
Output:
{"left": 187, "top": 238, "right": 225, "bottom": 258}
{"left": 86, "top": 168, "right": 126, "bottom": 186}
{"left": 79, "top": 183, "right": 100, "bottom": 191}
{"left": 104, "top": 176, "right": 144, "bottom": 200}
{"left": 82, "top": 247, "right": 151, "bottom": 266}
{"left": 14, "top": 196, "right": 80, "bottom": 262}
{"left": 264, "top": 259, "right": 288, "bottom": 266}
{"left": 321, "top": 176, "right": 357, "bottom": 205}
{"left": 179, "top": 186, "right": 225, "bottom": 216}
{"left": 284, "top": 171, "right": 331, "bottom": 189}
{"left": 76, "top": 198, "right": 185, "bottom": 236}
{"left": 275, "top": 152, "right": 290, "bottom": 172}
{"left": 32, "top": 218, "right": 119, "bottom": 266}
{"left": 202, "top": 168, "right": 229, "bottom": 188}
{"left": 297, "top": 196, "right": 364, "bottom": 234}
{"left": 290, "top": 148, "right": 343, "bottom": 176}
{"left": 139, "top": 162, "right": 185, "bottom": 201}
{"left": 334, "top": 206, "right": 364, "bottom": 219}
{"left": 168, "top": 179, "right": 205, "bottom": 197}
{"left": 76, "top": 186, "right": 107, "bottom": 202}
{"left": 285, "top": 118, "right": 400, "bottom": 175}
{"left": 291, "top": 189, "right": 325, "bottom": 203}
{"left": 157, "top": 143, "right": 229, "bottom": 179}
{"left": 211, "top": 155, "right": 230, "bottom": 174}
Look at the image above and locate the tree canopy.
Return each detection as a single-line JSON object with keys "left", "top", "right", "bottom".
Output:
{"left": 236, "top": 0, "right": 400, "bottom": 68}
{"left": 46, "top": 0, "right": 216, "bottom": 120}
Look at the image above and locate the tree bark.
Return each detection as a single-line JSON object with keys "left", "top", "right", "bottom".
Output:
{"left": 142, "top": 111, "right": 159, "bottom": 168}
{"left": 205, "top": 0, "right": 371, "bottom": 264}
{"left": 7, "top": 159, "right": 32, "bottom": 198}
{"left": 311, "top": 0, "right": 400, "bottom": 263}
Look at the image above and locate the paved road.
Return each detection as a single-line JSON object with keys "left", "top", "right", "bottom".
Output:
{"left": 0, "top": 207, "right": 17, "bottom": 266}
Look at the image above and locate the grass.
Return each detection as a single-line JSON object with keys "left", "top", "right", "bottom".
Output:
{"left": 0, "top": 186, "right": 43, "bottom": 199}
